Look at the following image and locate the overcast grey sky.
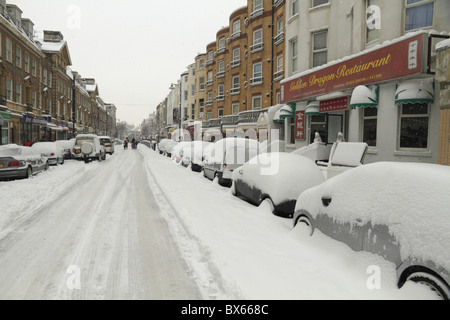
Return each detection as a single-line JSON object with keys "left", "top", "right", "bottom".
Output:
{"left": 13, "top": 0, "right": 247, "bottom": 126}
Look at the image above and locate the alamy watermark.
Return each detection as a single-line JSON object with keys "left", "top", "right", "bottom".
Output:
{"left": 66, "top": 265, "right": 81, "bottom": 290}
{"left": 67, "top": 5, "right": 82, "bottom": 30}
{"left": 366, "top": 5, "right": 381, "bottom": 31}
{"left": 366, "top": 265, "right": 381, "bottom": 290}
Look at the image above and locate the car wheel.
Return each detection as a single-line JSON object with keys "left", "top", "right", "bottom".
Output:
{"left": 230, "top": 181, "right": 237, "bottom": 196}
{"left": 259, "top": 197, "right": 275, "bottom": 214}
{"left": 294, "top": 215, "right": 314, "bottom": 237}
{"left": 26, "top": 166, "right": 33, "bottom": 179}
{"left": 405, "top": 271, "right": 450, "bottom": 300}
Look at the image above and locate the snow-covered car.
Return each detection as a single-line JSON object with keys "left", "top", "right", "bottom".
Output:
{"left": 55, "top": 139, "right": 75, "bottom": 159}
{"left": 164, "top": 141, "right": 179, "bottom": 158}
{"left": 157, "top": 139, "right": 172, "bottom": 155}
{"left": 232, "top": 153, "right": 325, "bottom": 218}
{"left": 181, "top": 141, "right": 212, "bottom": 171}
{"left": 260, "top": 140, "right": 285, "bottom": 154}
{"left": 171, "top": 141, "right": 192, "bottom": 164}
{"left": 72, "top": 134, "right": 106, "bottom": 163}
{"left": 99, "top": 136, "right": 114, "bottom": 155}
{"left": 140, "top": 140, "right": 152, "bottom": 149}
{"left": 203, "top": 138, "right": 260, "bottom": 187}
{"left": 31, "top": 142, "right": 65, "bottom": 166}
{"left": 293, "top": 162, "right": 450, "bottom": 299}
{"left": 0, "top": 144, "right": 49, "bottom": 180}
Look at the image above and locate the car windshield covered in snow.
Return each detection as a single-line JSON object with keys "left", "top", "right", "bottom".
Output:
{"left": 0, "top": 147, "right": 22, "bottom": 157}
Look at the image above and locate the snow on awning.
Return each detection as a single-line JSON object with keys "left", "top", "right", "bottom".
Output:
{"left": 350, "top": 85, "right": 379, "bottom": 108}
{"left": 305, "top": 101, "right": 320, "bottom": 115}
{"left": 273, "top": 104, "right": 295, "bottom": 123}
{"left": 279, "top": 104, "right": 296, "bottom": 119}
{"left": 395, "top": 78, "right": 434, "bottom": 105}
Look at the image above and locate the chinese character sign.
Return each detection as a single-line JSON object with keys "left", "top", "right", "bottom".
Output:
{"left": 295, "top": 111, "right": 305, "bottom": 141}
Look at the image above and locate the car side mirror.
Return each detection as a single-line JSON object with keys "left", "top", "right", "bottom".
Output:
{"left": 321, "top": 197, "right": 332, "bottom": 207}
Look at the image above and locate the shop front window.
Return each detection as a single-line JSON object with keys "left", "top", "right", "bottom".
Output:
{"left": 310, "top": 114, "right": 327, "bottom": 144}
{"left": 399, "top": 102, "right": 429, "bottom": 150}
{"left": 363, "top": 107, "right": 377, "bottom": 147}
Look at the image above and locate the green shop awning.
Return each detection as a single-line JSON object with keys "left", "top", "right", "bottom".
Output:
{"left": 305, "top": 101, "right": 320, "bottom": 115}
{"left": 395, "top": 78, "right": 434, "bottom": 105}
{"left": 350, "top": 85, "right": 379, "bottom": 108}
{"left": 273, "top": 104, "right": 296, "bottom": 123}
{"left": 279, "top": 104, "right": 296, "bottom": 119}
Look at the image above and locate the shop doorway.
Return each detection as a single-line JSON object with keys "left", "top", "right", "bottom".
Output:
{"left": 309, "top": 112, "right": 345, "bottom": 145}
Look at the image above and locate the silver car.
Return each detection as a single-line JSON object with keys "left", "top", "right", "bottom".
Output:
{"left": 99, "top": 136, "right": 114, "bottom": 155}
{"left": 31, "top": 142, "right": 65, "bottom": 166}
{"left": 0, "top": 145, "right": 49, "bottom": 180}
{"left": 293, "top": 162, "right": 450, "bottom": 299}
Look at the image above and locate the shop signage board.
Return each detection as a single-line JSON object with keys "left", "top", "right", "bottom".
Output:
{"left": 281, "top": 33, "right": 427, "bottom": 103}
{"left": 319, "top": 96, "right": 349, "bottom": 113}
{"left": 295, "top": 110, "right": 306, "bottom": 141}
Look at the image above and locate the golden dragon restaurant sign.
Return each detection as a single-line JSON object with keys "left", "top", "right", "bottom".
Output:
{"left": 281, "top": 32, "right": 427, "bottom": 103}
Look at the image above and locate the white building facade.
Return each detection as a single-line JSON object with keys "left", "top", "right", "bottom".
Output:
{"left": 280, "top": 0, "right": 449, "bottom": 164}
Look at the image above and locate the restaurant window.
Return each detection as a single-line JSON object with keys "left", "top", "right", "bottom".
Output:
{"left": 405, "top": 0, "right": 434, "bottom": 31}
{"left": 310, "top": 114, "right": 327, "bottom": 144}
{"left": 312, "top": 30, "right": 328, "bottom": 67}
{"left": 366, "top": 0, "right": 381, "bottom": 43}
{"left": 399, "top": 102, "right": 429, "bottom": 150}
{"left": 362, "top": 107, "right": 378, "bottom": 147}
{"left": 312, "top": 0, "right": 329, "bottom": 7}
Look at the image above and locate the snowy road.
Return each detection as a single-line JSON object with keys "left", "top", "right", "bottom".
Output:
{"left": 0, "top": 149, "right": 201, "bottom": 300}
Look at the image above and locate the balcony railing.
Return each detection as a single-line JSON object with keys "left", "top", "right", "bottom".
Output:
{"left": 231, "top": 60, "right": 241, "bottom": 68}
{"left": 230, "top": 87, "right": 240, "bottom": 95}
{"left": 250, "top": 42, "right": 264, "bottom": 53}
{"left": 250, "top": 76, "right": 263, "bottom": 86}
{"left": 250, "top": 7, "right": 264, "bottom": 19}
{"left": 238, "top": 109, "right": 265, "bottom": 124}
{"left": 221, "top": 115, "right": 239, "bottom": 127}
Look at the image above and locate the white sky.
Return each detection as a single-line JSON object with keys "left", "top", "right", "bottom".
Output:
{"left": 12, "top": 0, "right": 247, "bottom": 127}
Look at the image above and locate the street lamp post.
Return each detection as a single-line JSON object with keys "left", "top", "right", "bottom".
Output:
{"left": 72, "top": 77, "right": 76, "bottom": 138}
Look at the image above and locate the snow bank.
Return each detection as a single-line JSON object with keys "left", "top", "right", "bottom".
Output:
{"left": 296, "top": 162, "right": 450, "bottom": 271}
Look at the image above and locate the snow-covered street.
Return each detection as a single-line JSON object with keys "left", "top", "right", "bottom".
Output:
{"left": 0, "top": 145, "right": 440, "bottom": 300}
{"left": 0, "top": 148, "right": 200, "bottom": 300}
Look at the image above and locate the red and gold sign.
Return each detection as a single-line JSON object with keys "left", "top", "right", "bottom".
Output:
{"left": 282, "top": 33, "right": 426, "bottom": 103}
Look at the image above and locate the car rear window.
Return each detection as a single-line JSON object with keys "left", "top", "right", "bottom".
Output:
{"left": 75, "top": 138, "right": 94, "bottom": 146}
